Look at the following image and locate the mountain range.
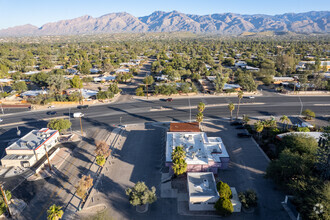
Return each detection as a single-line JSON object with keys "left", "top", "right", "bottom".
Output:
{"left": 0, "top": 10, "right": 329, "bottom": 36}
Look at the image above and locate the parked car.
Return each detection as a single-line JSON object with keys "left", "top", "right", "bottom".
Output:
{"left": 235, "top": 125, "right": 245, "bottom": 129}
{"left": 230, "top": 121, "right": 243, "bottom": 126}
{"left": 166, "top": 98, "right": 173, "bottom": 102}
{"left": 237, "top": 133, "right": 252, "bottom": 138}
{"left": 48, "top": 105, "right": 55, "bottom": 109}
{"left": 243, "top": 96, "right": 255, "bottom": 99}
{"left": 0, "top": 118, "right": 3, "bottom": 123}
{"left": 73, "top": 112, "right": 84, "bottom": 118}
{"left": 295, "top": 122, "right": 314, "bottom": 128}
{"left": 77, "top": 105, "right": 89, "bottom": 109}
{"left": 47, "top": 111, "right": 57, "bottom": 115}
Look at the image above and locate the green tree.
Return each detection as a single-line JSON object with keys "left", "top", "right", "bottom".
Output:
{"left": 79, "top": 61, "right": 92, "bottom": 75}
{"left": 316, "top": 128, "right": 330, "bottom": 180}
{"left": 302, "top": 109, "right": 315, "bottom": 120}
{"left": 197, "top": 102, "right": 205, "bottom": 113}
{"left": 217, "top": 181, "right": 232, "bottom": 199}
{"left": 70, "top": 75, "right": 83, "bottom": 89}
{"left": 46, "top": 74, "right": 69, "bottom": 95}
{"left": 0, "top": 190, "right": 11, "bottom": 216}
{"left": 280, "top": 115, "right": 290, "bottom": 130}
{"left": 47, "top": 119, "right": 72, "bottom": 132}
{"left": 11, "top": 81, "right": 27, "bottom": 93}
{"left": 171, "top": 146, "right": 187, "bottom": 176}
{"left": 30, "top": 72, "right": 49, "bottom": 86}
{"left": 125, "top": 182, "right": 157, "bottom": 206}
{"left": 108, "top": 83, "right": 121, "bottom": 94}
{"left": 254, "top": 120, "right": 264, "bottom": 139}
{"left": 228, "top": 103, "right": 235, "bottom": 121}
{"left": 214, "top": 73, "right": 229, "bottom": 92}
{"left": 237, "top": 73, "right": 257, "bottom": 92}
{"left": 143, "top": 76, "right": 154, "bottom": 99}
{"left": 236, "top": 91, "right": 243, "bottom": 120}
{"left": 238, "top": 190, "right": 258, "bottom": 209}
{"left": 214, "top": 198, "right": 233, "bottom": 216}
{"left": 196, "top": 112, "right": 204, "bottom": 124}
{"left": 136, "top": 87, "right": 144, "bottom": 96}
{"left": 47, "top": 204, "right": 63, "bottom": 220}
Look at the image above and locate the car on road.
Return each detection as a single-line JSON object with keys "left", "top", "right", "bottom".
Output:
{"left": 235, "top": 125, "right": 245, "bottom": 129}
{"left": 73, "top": 112, "right": 84, "bottom": 118}
{"left": 237, "top": 133, "right": 252, "bottom": 138}
{"left": 77, "top": 105, "right": 89, "bottom": 109}
{"left": 0, "top": 118, "right": 3, "bottom": 123}
{"left": 166, "top": 98, "right": 173, "bottom": 102}
{"left": 244, "top": 96, "right": 255, "bottom": 99}
{"left": 47, "top": 111, "right": 57, "bottom": 115}
{"left": 48, "top": 105, "right": 55, "bottom": 109}
{"left": 230, "top": 121, "right": 243, "bottom": 126}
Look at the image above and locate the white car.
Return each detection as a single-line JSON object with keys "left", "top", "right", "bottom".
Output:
{"left": 73, "top": 112, "right": 84, "bottom": 118}
{"left": 248, "top": 96, "right": 255, "bottom": 99}
{"left": 0, "top": 118, "right": 3, "bottom": 123}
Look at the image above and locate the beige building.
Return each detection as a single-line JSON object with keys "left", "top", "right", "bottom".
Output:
{"left": 187, "top": 172, "right": 219, "bottom": 211}
{"left": 1, "top": 128, "right": 59, "bottom": 167}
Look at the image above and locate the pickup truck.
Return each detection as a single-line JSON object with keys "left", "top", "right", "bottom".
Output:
{"left": 73, "top": 112, "right": 84, "bottom": 118}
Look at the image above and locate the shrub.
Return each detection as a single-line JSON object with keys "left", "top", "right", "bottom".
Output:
{"left": 136, "top": 87, "right": 145, "bottom": 96}
{"left": 296, "top": 127, "right": 310, "bottom": 132}
{"left": 302, "top": 109, "right": 315, "bottom": 120}
{"left": 239, "top": 190, "right": 258, "bottom": 209}
{"left": 216, "top": 181, "right": 232, "bottom": 199}
{"left": 96, "top": 155, "right": 106, "bottom": 166}
{"left": 214, "top": 198, "right": 233, "bottom": 216}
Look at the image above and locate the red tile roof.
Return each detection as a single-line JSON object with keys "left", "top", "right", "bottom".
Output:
{"left": 169, "top": 122, "right": 200, "bottom": 132}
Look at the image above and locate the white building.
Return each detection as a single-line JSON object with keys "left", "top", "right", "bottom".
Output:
{"left": 1, "top": 128, "right": 59, "bottom": 167}
{"left": 21, "top": 90, "right": 48, "bottom": 97}
{"left": 93, "top": 75, "right": 116, "bottom": 82}
{"left": 166, "top": 132, "right": 229, "bottom": 174}
{"left": 187, "top": 172, "right": 219, "bottom": 211}
{"left": 235, "top": 61, "right": 247, "bottom": 68}
{"left": 115, "top": 68, "right": 130, "bottom": 74}
{"left": 90, "top": 68, "right": 100, "bottom": 74}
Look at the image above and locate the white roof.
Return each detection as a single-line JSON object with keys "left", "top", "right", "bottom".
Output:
{"left": 0, "top": 79, "right": 13, "bottom": 83}
{"left": 166, "top": 132, "right": 229, "bottom": 165}
{"left": 93, "top": 76, "right": 116, "bottom": 82}
{"left": 115, "top": 68, "right": 130, "bottom": 73}
{"left": 21, "top": 90, "right": 47, "bottom": 96}
{"left": 80, "top": 89, "right": 98, "bottom": 98}
{"left": 273, "top": 77, "right": 294, "bottom": 81}
{"left": 6, "top": 128, "right": 58, "bottom": 152}
{"left": 23, "top": 70, "right": 41, "bottom": 75}
{"left": 90, "top": 68, "right": 100, "bottom": 73}
{"left": 277, "top": 132, "right": 323, "bottom": 141}
{"left": 223, "top": 83, "right": 241, "bottom": 90}
{"left": 187, "top": 172, "right": 219, "bottom": 198}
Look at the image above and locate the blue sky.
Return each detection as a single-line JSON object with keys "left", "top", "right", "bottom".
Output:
{"left": 0, "top": 0, "right": 329, "bottom": 29}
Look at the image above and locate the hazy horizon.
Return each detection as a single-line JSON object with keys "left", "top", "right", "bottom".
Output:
{"left": 0, "top": 0, "right": 329, "bottom": 30}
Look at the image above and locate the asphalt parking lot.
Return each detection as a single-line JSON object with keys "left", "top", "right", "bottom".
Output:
{"left": 203, "top": 120, "right": 289, "bottom": 220}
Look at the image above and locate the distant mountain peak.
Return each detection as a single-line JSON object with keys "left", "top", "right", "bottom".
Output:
{"left": 0, "top": 10, "right": 328, "bottom": 36}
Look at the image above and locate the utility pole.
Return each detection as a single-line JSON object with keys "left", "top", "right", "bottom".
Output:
{"left": 80, "top": 117, "right": 83, "bottom": 136}
{"left": 0, "top": 102, "right": 4, "bottom": 115}
{"left": 69, "top": 108, "right": 72, "bottom": 134}
{"left": 188, "top": 96, "right": 191, "bottom": 123}
{"left": 120, "top": 117, "right": 122, "bottom": 125}
{"left": 0, "top": 184, "right": 11, "bottom": 217}
{"left": 44, "top": 146, "right": 52, "bottom": 171}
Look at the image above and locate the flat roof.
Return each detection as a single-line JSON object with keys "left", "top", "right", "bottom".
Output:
{"left": 187, "top": 172, "right": 219, "bottom": 197}
{"left": 6, "top": 128, "right": 58, "bottom": 151}
{"left": 169, "top": 122, "right": 200, "bottom": 132}
{"left": 166, "top": 132, "right": 229, "bottom": 165}
{"left": 277, "top": 132, "right": 323, "bottom": 141}
{"left": 1, "top": 154, "right": 33, "bottom": 161}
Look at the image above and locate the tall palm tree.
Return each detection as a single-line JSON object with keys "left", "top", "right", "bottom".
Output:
{"left": 228, "top": 103, "right": 235, "bottom": 121}
{"left": 197, "top": 102, "right": 205, "bottom": 113}
{"left": 254, "top": 121, "right": 264, "bottom": 139}
{"left": 196, "top": 112, "right": 204, "bottom": 128}
{"left": 47, "top": 204, "right": 63, "bottom": 220}
{"left": 143, "top": 76, "right": 154, "bottom": 99}
{"left": 236, "top": 90, "right": 244, "bottom": 120}
{"left": 280, "top": 115, "right": 290, "bottom": 130}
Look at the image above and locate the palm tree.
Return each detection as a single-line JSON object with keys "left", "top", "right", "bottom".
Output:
{"left": 236, "top": 91, "right": 244, "bottom": 120}
{"left": 280, "top": 115, "right": 290, "bottom": 130}
{"left": 47, "top": 204, "right": 63, "bottom": 220}
{"left": 254, "top": 121, "right": 264, "bottom": 139}
{"left": 196, "top": 112, "right": 204, "bottom": 127}
{"left": 197, "top": 102, "right": 205, "bottom": 113}
{"left": 228, "top": 103, "right": 235, "bottom": 121}
{"left": 143, "top": 76, "right": 154, "bottom": 99}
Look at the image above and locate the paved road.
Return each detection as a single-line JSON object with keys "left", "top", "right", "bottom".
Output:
{"left": 0, "top": 95, "right": 329, "bottom": 147}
